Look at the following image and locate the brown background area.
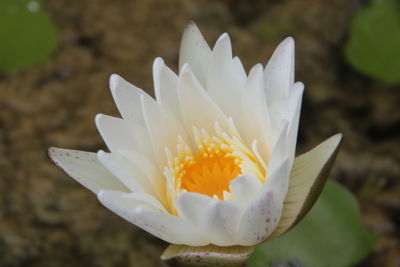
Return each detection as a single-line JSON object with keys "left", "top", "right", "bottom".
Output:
{"left": 0, "top": 0, "right": 399, "bottom": 266}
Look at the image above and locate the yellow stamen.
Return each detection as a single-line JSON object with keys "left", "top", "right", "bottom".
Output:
{"left": 164, "top": 123, "right": 266, "bottom": 214}
{"left": 180, "top": 148, "right": 241, "bottom": 199}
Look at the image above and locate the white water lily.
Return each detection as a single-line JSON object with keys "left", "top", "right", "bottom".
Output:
{"left": 49, "top": 23, "right": 341, "bottom": 247}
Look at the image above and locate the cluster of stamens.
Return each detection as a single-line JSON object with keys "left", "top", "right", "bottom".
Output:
{"left": 163, "top": 120, "right": 266, "bottom": 214}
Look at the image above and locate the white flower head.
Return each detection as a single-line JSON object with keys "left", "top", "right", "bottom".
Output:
{"left": 49, "top": 23, "right": 342, "bottom": 247}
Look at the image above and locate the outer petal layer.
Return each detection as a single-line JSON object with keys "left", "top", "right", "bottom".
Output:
{"left": 201, "top": 200, "right": 242, "bottom": 246}
{"left": 237, "top": 160, "right": 291, "bottom": 245}
{"left": 268, "top": 133, "right": 342, "bottom": 239}
{"left": 48, "top": 148, "right": 128, "bottom": 194}
{"left": 176, "top": 192, "right": 244, "bottom": 246}
{"left": 229, "top": 175, "right": 262, "bottom": 208}
{"left": 98, "top": 190, "right": 208, "bottom": 246}
{"left": 97, "top": 150, "right": 156, "bottom": 196}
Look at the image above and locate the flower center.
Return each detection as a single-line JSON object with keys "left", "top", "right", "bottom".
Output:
{"left": 180, "top": 144, "right": 242, "bottom": 199}
{"left": 163, "top": 121, "right": 266, "bottom": 214}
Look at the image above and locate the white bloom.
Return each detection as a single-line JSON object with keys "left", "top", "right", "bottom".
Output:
{"left": 49, "top": 23, "right": 341, "bottom": 247}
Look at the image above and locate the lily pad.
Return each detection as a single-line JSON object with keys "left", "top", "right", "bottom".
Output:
{"left": 249, "top": 180, "right": 377, "bottom": 267}
{"left": 345, "top": 0, "right": 400, "bottom": 84}
{"left": 0, "top": 0, "right": 59, "bottom": 73}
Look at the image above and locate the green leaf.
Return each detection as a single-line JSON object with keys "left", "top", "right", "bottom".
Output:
{"left": 249, "top": 181, "right": 378, "bottom": 267}
{"left": 0, "top": 0, "right": 59, "bottom": 73}
{"left": 345, "top": 0, "right": 400, "bottom": 84}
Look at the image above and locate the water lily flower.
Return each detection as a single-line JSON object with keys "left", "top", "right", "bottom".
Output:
{"left": 49, "top": 23, "right": 341, "bottom": 254}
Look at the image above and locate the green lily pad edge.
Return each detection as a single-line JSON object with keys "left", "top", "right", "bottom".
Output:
{"left": 345, "top": 0, "right": 400, "bottom": 84}
{"left": 0, "top": 0, "right": 59, "bottom": 73}
{"left": 249, "top": 180, "right": 378, "bottom": 267}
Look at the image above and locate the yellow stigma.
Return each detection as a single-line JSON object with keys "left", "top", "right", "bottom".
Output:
{"left": 164, "top": 121, "right": 266, "bottom": 214}
{"left": 180, "top": 152, "right": 241, "bottom": 199}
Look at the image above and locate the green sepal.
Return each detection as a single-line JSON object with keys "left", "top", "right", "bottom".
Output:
{"left": 161, "top": 244, "right": 255, "bottom": 267}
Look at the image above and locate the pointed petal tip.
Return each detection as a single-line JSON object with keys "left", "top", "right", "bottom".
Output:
{"left": 179, "top": 22, "right": 211, "bottom": 83}
{"left": 335, "top": 132, "right": 343, "bottom": 140}
{"left": 179, "top": 62, "right": 192, "bottom": 75}
{"left": 218, "top": 32, "right": 229, "bottom": 41}
{"left": 248, "top": 63, "right": 264, "bottom": 78}
{"left": 184, "top": 21, "right": 199, "bottom": 32}
{"left": 94, "top": 113, "right": 104, "bottom": 127}
{"left": 153, "top": 57, "right": 165, "bottom": 96}
{"left": 153, "top": 57, "right": 164, "bottom": 68}
{"left": 324, "top": 133, "right": 343, "bottom": 149}
{"left": 272, "top": 36, "right": 295, "bottom": 58}
{"left": 48, "top": 146, "right": 55, "bottom": 158}
{"left": 96, "top": 150, "right": 113, "bottom": 172}
{"left": 47, "top": 147, "right": 65, "bottom": 164}
{"left": 214, "top": 32, "right": 231, "bottom": 49}
{"left": 48, "top": 147, "right": 63, "bottom": 168}
{"left": 285, "top": 36, "right": 295, "bottom": 42}
{"left": 291, "top": 81, "right": 305, "bottom": 97}
{"left": 96, "top": 149, "right": 106, "bottom": 157}
{"left": 97, "top": 189, "right": 106, "bottom": 200}
{"left": 282, "top": 36, "right": 295, "bottom": 48}
{"left": 109, "top": 73, "right": 121, "bottom": 90}
{"left": 295, "top": 81, "right": 305, "bottom": 88}
{"left": 181, "top": 22, "right": 205, "bottom": 49}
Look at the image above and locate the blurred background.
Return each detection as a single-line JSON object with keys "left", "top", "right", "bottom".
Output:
{"left": 0, "top": 0, "right": 399, "bottom": 266}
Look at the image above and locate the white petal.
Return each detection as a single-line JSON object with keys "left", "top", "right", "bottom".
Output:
{"left": 229, "top": 175, "right": 262, "bottom": 207}
{"left": 98, "top": 189, "right": 150, "bottom": 210}
{"left": 134, "top": 208, "right": 208, "bottom": 246}
{"left": 124, "top": 192, "right": 167, "bottom": 213}
{"left": 95, "top": 114, "right": 153, "bottom": 159}
{"left": 141, "top": 94, "right": 189, "bottom": 169}
{"left": 269, "top": 134, "right": 342, "bottom": 239}
{"left": 109, "top": 74, "right": 150, "bottom": 125}
{"left": 240, "top": 64, "right": 272, "bottom": 159}
{"left": 268, "top": 82, "right": 303, "bottom": 163}
{"left": 267, "top": 120, "right": 289, "bottom": 174}
{"left": 98, "top": 190, "right": 208, "bottom": 246}
{"left": 179, "top": 22, "right": 211, "bottom": 88}
{"left": 232, "top": 56, "right": 247, "bottom": 81}
{"left": 206, "top": 34, "right": 246, "bottom": 123}
{"left": 118, "top": 150, "right": 166, "bottom": 202}
{"left": 175, "top": 192, "right": 243, "bottom": 246}
{"left": 178, "top": 64, "right": 229, "bottom": 135}
{"left": 264, "top": 37, "right": 295, "bottom": 101}
{"left": 263, "top": 158, "right": 291, "bottom": 203}
{"left": 237, "top": 160, "right": 290, "bottom": 245}
{"left": 153, "top": 57, "right": 181, "bottom": 121}
{"left": 286, "top": 82, "right": 304, "bottom": 163}
{"left": 175, "top": 192, "right": 213, "bottom": 227}
{"left": 97, "top": 150, "right": 155, "bottom": 196}
{"left": 48, "top": 147, "right": 128, "bottom": 194}
{"left": 201, "top": 200, "right": 242, "bottom": 246}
